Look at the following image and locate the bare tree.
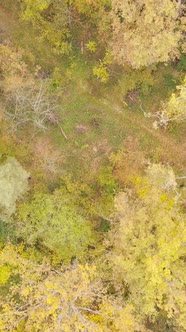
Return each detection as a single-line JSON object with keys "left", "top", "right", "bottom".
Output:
{"left": 4, "top": 80, "right": 67, "bottom": 138}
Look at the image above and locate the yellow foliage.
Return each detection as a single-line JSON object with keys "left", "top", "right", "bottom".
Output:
{"left": 162, "top": 75, "right": 186, "bottom": 120}
{"left": 85, "top": 40, "right": 97, "bottom": 52}
{"left": 20, "top": 0, "right": 51, "bottom": 21}
{"left": 0, "top": 265, "right": 11, "bottom": 285}
{"left": 93, "top": 50, "right": 111, "bottom": 82}
{"left": 93, "top": 61, "right": 109, "bottom": 82}
{"left": 110, "top": 0, "right": 181, "bottom": 68}
{"left": 108, "top": 164, "right": 186, "bottom": 329}
{"left": 0, "top": 245, "right": 104, "bottom": 331}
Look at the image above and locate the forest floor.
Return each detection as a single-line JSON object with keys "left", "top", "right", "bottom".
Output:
{"left": 0, "top": 4, "right": 185, "bottom": 190}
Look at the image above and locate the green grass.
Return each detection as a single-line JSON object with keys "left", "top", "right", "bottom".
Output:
{"left": 0, "top": 4, "right": 185, "bottom": 186}
{"left": 47, "top": 60, "right": 185, "bottom": 181}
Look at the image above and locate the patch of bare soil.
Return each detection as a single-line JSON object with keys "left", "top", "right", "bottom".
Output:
{"left": 0, "top": 4, "right": 16, "bottom": 37}
{"left": 125, "top": 89, "right": 140, "bottom": 104}
{"left": 74, "top": 124, "right": 89, "bottom": 133}
{"left": 111, "top": 136, "right": 147, "bottom": 187}
{"left": 32, "top": 136, "right": 63, "bottom": 174}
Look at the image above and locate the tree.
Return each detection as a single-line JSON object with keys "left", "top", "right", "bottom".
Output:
{"left": 93, "top": 50, "right": 112, "bottom": 82}
{"left": 0, "top": 243, "right": 101, "bottom": 332}
{"left": 0, "top": 48, "right": 67, "bottom": 135}
{"left": 107, "top": 164, "right": 186, "bottom": 331}
{"left": 0, "top": 43, "right": 27, "bottom": 79}
{"left": 110, "top": 0, "right": 181, "bottom": 68}
{"left": 13, "top": 190, "right": 94, "bottom": 262}
{"left": 4, "top": 79, "right": 61, "bottom": 132}
{"left": 20, "top": 0, "right": 71, "bottom": 55}
{"left": 0, "top": 156, "right": 29, "bottom": 220}
{"left": 0, "top": 243, "right": 140, "bottom": 332}
{"left": 143, "top": 75, "right": 186, "bottom": 128}
{"left": 161, "top": 74, "right": 186, "bottom": 124}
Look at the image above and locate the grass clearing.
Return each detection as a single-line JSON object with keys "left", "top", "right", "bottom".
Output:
{"left": 0, "top": 4, "right": 185, "bottom": 187}
{"left": 50, "top": 70, "right": 185, "bottom": 184}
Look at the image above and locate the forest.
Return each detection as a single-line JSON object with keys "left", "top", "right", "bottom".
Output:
{"left": 0, "top": 0, "right": 186, "bottom": 331}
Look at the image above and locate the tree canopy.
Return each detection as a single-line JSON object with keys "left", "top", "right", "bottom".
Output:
{"left": 14, "top": 190, "right": 94, "bottom": 262}
{"left": 110, "top": 0, "right": 181, "bottom": 68}
{"left": 108, "top": 164, "right": 186, "bottom": 331}
{"left": 0, "top": 156, "right": 29, "bottom": 220}
{"left": 0, "top": 1, "right": 185, "bottom": 332}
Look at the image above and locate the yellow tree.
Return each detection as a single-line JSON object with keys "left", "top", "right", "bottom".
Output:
{"left": 162, "top": 74, "right": 186, "bottom": 122}
{"left": 110, "top": 0, "right": 182, "bottom": 68}
{"left": 0, "top": 243, "right": 100, "bottom": 331}
{"left": 0, "top": 243, "right": 142, "bottom": 332}
{"left": 146, "top": 74, "right": 186, "bottom": 128}
{"left": 107, "top": 164, "right": 186, "bottom": 331}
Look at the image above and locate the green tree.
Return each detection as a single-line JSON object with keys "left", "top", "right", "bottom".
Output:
{"left": 110, "top": 0, "right": 181, "bottom": 68}
{"left": 14, "top": 190, "right": 93, "bottom": 262}
{"left": 20, "top": 0, "right": 71, "bottom": 55}
{"left": 145, "top": 75, "right": 186, "bottom": 128}
{"left": 107, "top": 164, "right": 186, "bottom": 331}
{"left": 0, "top": 156, "right": 29, "bottom": 220}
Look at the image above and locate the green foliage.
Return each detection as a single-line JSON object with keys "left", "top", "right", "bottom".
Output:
{"left": 93, "top": 50, "right": 111, "bottom": 82}
{"left": 0, "top": 3, "right": 185, "bottom": 331}
{"left": 163, "top": 73, "right": 176, "bottom": 89}
{"left": 118, "top": 66, "right": 155, "bottom": 97}
{"left": 177, "top": 54, "right": 186, "bottom": 71}
{"left": 0, "top": 219, "right": 15, "bottom": 245}
{"left": 21, "top": 0, "right": 50, "bottom": 18}
{"left": 15, "top": 191, "right": 93, "bottom": 262}
{"left": 0, "top": 156, "right": 29, "bottom": 220}
{"left": 96, "top": 165, "right": 117, "bottom": 194}
{"left": 54, "top": 173, "right": 115, "bottom": 220}
{"left": 20, "top": 0, "right": 71, "bottom": 55}
{"left": 98, "top": 218, "right": 110, "bottom": 232}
